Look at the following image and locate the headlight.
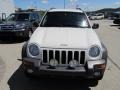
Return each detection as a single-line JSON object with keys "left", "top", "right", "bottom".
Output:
{"left": 89, "top": 46, "right": 100, "bottom": 57}
{"left": 29, "top": 44, "right": 39, "bottom": 56}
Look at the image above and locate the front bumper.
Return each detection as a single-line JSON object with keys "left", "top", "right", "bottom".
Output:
{"left": 21, "top": 58, "right": 106, "bottom": 79}
{"left": 0, "top": 29, "right": 27, "bottom": 37}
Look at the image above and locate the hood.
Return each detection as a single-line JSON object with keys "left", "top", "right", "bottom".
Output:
{"left": 29, "top": 27, "right": 101, "bottom": 49}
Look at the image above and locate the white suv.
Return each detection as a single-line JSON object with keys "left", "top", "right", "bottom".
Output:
{"left": 20, "top": 9, "right": 107, "bottom": 81}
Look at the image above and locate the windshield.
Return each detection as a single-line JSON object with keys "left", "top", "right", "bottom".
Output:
{"left": 41, "top": 12, "right": 90, "bottom": 28}
{"left": 7, "top": 13, "right": 30, "bottom": 21}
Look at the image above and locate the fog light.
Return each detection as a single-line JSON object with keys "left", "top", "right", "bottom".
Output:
{"left": 69, "top": 60, "right": 78, "bottom": 68}
{"left": 50, "top": 59, "right": 58, "bottom": 67}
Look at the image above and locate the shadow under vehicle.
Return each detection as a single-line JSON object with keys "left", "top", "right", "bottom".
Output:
{"left": 8, "top": 65, "right": 98, "bottom": 90}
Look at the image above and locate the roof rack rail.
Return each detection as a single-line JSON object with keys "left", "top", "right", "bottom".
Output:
{"left": 76, "top": 8, "right": 85, "bottom": 13}
{"left": 76, "top": 8, "right": 82, "bottom": 10}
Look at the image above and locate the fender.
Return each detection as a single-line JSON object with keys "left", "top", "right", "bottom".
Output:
{"left": 101, "top": 42, "right": 108, "bottom": 62}
{"left": 86, "top": 42, "right": 108, "bottom": 73}
{"left": 22, "top": 42, "right": 28, "bottom": 58}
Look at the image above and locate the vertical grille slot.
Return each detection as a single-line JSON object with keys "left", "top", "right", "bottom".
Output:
{"left": 80, "top": 51, "right": 85, "bottom": 64}
{"left": 61, "top": 51, "right": 66, "bottom": 64}
{"left": 49, "top": 50, "right": 53, "bottom": 61}
{"left": 43, "top": 50, "right": 47, "bottom": 63}
{"left": 68, "top": 51, "right": 72, "bottom": 63}
{"left": 74, "top": 51, "right": 79, "bottom": 61}
{"left": 55, "top": 50, "right": 60, "bottom": 63}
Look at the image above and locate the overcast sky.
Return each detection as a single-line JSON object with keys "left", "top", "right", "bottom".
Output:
{"left": 14, "top": 0, "right": 120, "bottom": 11}
{"left": 0, "top": 0, "right": 15, "bottom": 15}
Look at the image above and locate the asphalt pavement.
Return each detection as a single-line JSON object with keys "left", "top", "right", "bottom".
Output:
{"left": 0, "top": 57, "right": 5, "bottom": 83}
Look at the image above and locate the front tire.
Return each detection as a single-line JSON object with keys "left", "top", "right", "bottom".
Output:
{"left": 89, "top": 74, "right": 103, "bottom": 81}
{"left": 95, "top": 75, "right": 103, "bottom": 80}
{"left": 24, "top": 70, "right": 34, "bottom": 78}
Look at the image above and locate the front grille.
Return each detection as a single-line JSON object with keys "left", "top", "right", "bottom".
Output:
{"left": 42, "top": 49, "right": 86, "bottom": 66}
{"left": 1, "top": 25, "right": 14, "bottom": 30}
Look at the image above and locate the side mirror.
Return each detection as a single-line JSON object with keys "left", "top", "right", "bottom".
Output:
{"left": 92, "top": 23, "right": 99, "bottom": 29}
{"left": 2, "top": 13, "right": 6, "bottom": 22}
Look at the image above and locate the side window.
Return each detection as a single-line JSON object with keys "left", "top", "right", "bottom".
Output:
{"left": 34, "top": 13, "right": 39, "bottom": 20}
{"left": 30, "top": 13, "right": 35, "bottom": 21}
{"left": 33, "top": 14, "right": 36, "bottom": 19}
{"left": 30, "top": 14, "right": 33, "bottom": 21}
{"left": 7, "top": 14, "right": 16, "bottom": 21}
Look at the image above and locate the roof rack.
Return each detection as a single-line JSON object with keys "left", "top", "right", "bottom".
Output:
{"left": 50, "top": 8, "right": 56, "bottom": 10}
